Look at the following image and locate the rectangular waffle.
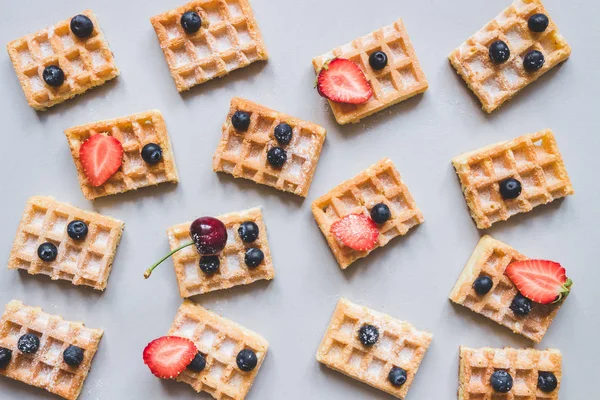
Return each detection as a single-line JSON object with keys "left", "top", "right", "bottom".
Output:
{"left": 449, "top": 0, "right": 571, "bottom": 113}
{"left": 7, "top": 10, "right": 119, "bottom": 111}
{"left": 312, "top": 18, "right": 428, "bottom": 124}
{"left": 312, "top": 158, "right": 423, "bottom": 269}
{"left": 213, "top": 97, "right": 327, "bottom": 197}
{"left": 316, "top": 298, "right": 432, "bottom": 399}
{"left": 452, "top": 129, "right": 573, "bottom": 229}
{"left": 450, "top": 235, "right": 566, "bottom": 342}
{"left": 65, "top": 110, "right": 179, "bottom": 200}
{"left": 168, "top": 300, "right": 268, "bottom": 399}
{"left": 167, "top": 207, "right": 274, "bottom": 297}
{"left": 8, "top": 196, "right": 124, "bottom": 291}
{"left": 459, "top": 346, "right": 562, "bottom": 400}
{"left": 0, "top": 300, "right": 103, "bottom": 400}
{"left": 151, "top": 0, "right": 268, "bottom": 92}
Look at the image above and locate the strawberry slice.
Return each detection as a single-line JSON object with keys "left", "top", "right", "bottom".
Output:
{"left": 143, "top": 336, "right": 197, "bottom": 379}
{"left": 316, "top": 58, "right": 372, "bottom": 104}
{"left": 505, "top": 260, "right": 573, "bottom": 304}
{"left": 79, "top": 134, "right": 123, "bottom": 187}
{"left": 331, "top": 214, "right": 379, "bottom": 251}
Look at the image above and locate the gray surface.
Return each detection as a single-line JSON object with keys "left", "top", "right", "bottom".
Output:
{"left": 0, "top": 0, "right": 598, "bottom": 399}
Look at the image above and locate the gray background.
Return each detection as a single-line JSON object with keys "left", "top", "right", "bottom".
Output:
{"left": 0, "top": 0, "right": 598, "bottom": 398}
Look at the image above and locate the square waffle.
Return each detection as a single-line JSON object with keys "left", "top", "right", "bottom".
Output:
{"left": 459, "top": 346, "right": 562, "bottom": 400}
{"left": 151, "top": 0, "right": 268, "bottom": 92}
{"left": 450, "top": 235, "right": 566, "bottom": 342}
{"left": 316, "top": 298, "right": 432, "bottom": 399}
{"left": 167, "top": 207, "right": 274, "bottom": 297}
{"left": 449, "top": 0, "right": 571, "bottom": 113}
{"left": 312, "top": 158, "right": 423, "bottom": 269}
{"left": 452, "top": 130, "right": 573, "bottom": 229}
{"left": 0, "top": 300, "right": 103, "bottom": 400}
{"left": 65, "top": 110, "right": 179, "bottom": 200}
{"left": 312, "top": 18, "right": 428, "bottom": 124}
{"left": 213, "top": 97, "right": 327, "bottom": 197}
{"left": 167, "top": 300, "right": 268, "bottom": 399}
{"left": 7, "top": 10, "right": 119, "bottom": 111}
{"left": 8, "top": 196, "right": 124, "bottom": 291}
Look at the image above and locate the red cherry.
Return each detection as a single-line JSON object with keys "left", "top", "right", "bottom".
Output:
{"left": 190, "top": 217, "right": 227, "bottom": 255}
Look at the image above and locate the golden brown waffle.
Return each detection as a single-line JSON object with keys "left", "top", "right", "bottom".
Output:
{"left": 450, "top": 235, "right": 566, "bottom": 343}
{"left": 449, "top": 0, "right": 571, "bottom": 113}
{"left": 65, "top": 110, "right": 179, "bottom": 200}
{"left": 459, "top": 346, "right": 562, "bottom": 400}
{"left": 312, "top": 158, "right": 423, "bottom": 269}
{"left": 8, "top": 196, "right": 124, "bottom": 291}
{"left": 312, "top": 18, "right": 428, "bottom": 125}
{"left": 151, "top": 0, "right": 268, "bottom": 92}
{"left": 213, "top": 97, "right": 327, "bottom": 197}
{"left": 167, "top": 207, "right": 274, "bottom": 297}
{"left": 0, "top": 300, "right": 103, "bottom": 400}
{"left": 452, "top": 130, "right": 573, "bottom": 229}
{"left": 316, "top": 298, "right": 432, "bottom": 399}
{"left": 6, "top": 10, "right": 119, "bottom": 111}
{"left": 167, "top": 300, "right": 268, "bottom": 399}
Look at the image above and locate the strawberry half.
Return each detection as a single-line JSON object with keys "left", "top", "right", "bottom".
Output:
{"left": 143, "top": 336, "right": 197, "bottom": 379}
{"left": 331, "top": 214, "right": 379, "bottom": 251}
{"left": 79, "top": 134, "right": 123, "bottom": 187}
{"left": 316, "top": 58, "right": 372, "bottom": 104}
{"left": 505, "top": 260, "right": 573, "bottom": 304}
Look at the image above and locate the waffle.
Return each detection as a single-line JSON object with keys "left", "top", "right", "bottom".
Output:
{"left": 459, "top": 346, "right": 562, "bottom": 400}
{"left": 450, "top": 235, "right": 566, "bottom": 342}
{"left": 6, "top": 10, "right": 119, "bottom": 111}
{"left": 312, "top": 158, "right": 423, "bottom": 269}
{"left": 316, "top": 298, "right": 432, "bottom": 399}
{"left": 65, "top": 110, "right": 179, "bottom": 200}
{"left": 312, "top": 18, "right": 428, "bottom": 125}
{"left": 452, "top": 129, "right": 573, "bottom": 229}
{"left": 167, "top": 300, "right": 268, "bottom": 399}
{"left": 213, "top": 97, "right": 327, "bottom": 197}
{"left": 449, "top": 0, "right": 571, "bottom": 113}
{"left": 8, "top": 196, "right": 124, "bottom": 291}
{"left": 167, "top": 207, "right": 274, "bottom": 297}
{"left": 151, "top": 0, "right": 268, "bottom": 92}
{"left": 0, "top": 300, "right": 103, "bottom": 400}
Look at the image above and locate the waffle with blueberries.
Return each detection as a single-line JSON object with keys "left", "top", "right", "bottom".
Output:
{"left": 449, "top": 0, "right": 571, "bottom": 113}
{"left": 316, "top": 298, "right": 432, "bottom": 399}
{"left": 150, "top": 0, "right": 268, "bottom": 92}
{"left": 8, "top": 196, "right": 124, "bottom": 291}
{"left": 6, "top": 10, "right": 119, "bottom": 111}
{"left": 0, "top": 300, "right": 103, "bottom": 400}
{"left": 459, "top": 346, "right": 562, "bottom": 399}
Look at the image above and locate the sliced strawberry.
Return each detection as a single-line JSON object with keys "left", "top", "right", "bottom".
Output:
{"left": 316, "top": 58, "right": 372, "bottom": 104}
{"left": 143, "top": 336, "right": 197, "bottom": 379}
{"left": 79, "top": 134, "right": 123, "bottom": 187}
{"left": 331, "top": 214, "right": 379, "bottom": 251}
{"left": 505, "top": 259, "right": 572, "bottom": 304}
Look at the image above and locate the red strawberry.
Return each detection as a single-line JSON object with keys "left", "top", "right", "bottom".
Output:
{"left": 331, "top": 214, "right": 379, "bottom": 251}
{"left": 316, "top": 58, "right": 372, "bottom": 104}
{"left": 505, "top": 260, "right": 573, "bottom": 304}
{"left": 143, "top": 336, "right": 197, "bottom": 379}
{"left": 79, "top": 134, "right": 123, "bottom": 187}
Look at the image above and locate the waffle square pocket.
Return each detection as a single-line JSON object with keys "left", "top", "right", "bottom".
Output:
{"left": 7, "top": 10, "right": 119, "bottom": 110}
{"left": 167, "top": 300, "right": 268, "bottom": 400}
{"left": 312, "top": 18, "right": 428, "bottom": 124}
{"left": 151, "top": 0, "right": 268, "bottom": 92}
{"left": 449, "top": 0, "right": 571, "bottom": 113}
{"left": 8, "top": 196, "right": 124, "bottom": 291}
{"left": 316, "top": 298, "right": 432, "bottom": 399}
{"left": 0, "top": 300, "right": 103, "bottom": 400}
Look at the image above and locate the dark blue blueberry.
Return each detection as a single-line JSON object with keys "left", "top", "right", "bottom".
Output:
{"left": 70, "top": 15, "right": 94, "bottom": 38}
{"left": 369, "top": 51, "right": 388, "bottom": 70}
{"left": 510, "top": 293, "right": 532, "bottom": 316}
{"left": 528, "top": 14, "right": 549, "bottom": 33}
{"left": 232, "top": 111, "right": 251, "bottom": 131}
{"left": 18, "top": 334, "right": 40, "bottom": 354}
{"left": 63, "top": 345, "right": 84, "bottom": 366}
{"left": 489, "top": 40, "right": 510, "bottom": 64}
{"left": 370, "top": 203, "right": 391, "bottom": 224}
{"left": 538, "top": 371, "right": 558, "bottom": 392}
{"left": 388, "top": 366, "right": 407, "bottom": 387}
{"left": 0, "top": 347, "right": 12, "bottom": 368}
{"left": 523, "top": 50, "right": 545, "bottom": 71}
{"left": 199, "top": 256, "right": 220, "bottom": 274}
{"left": 473, "top": 276, "right": 494, "bottom": 295}
{"left": 499, "top": 178, "right": 522, "bottom": 200}
{"left": 141, "top": 143, "right": 163, "bottom": 165}
{"left": 43, "top": 65, "right": 65, "bottom": 87}
{"left": 37, "top": 242, "right": 57, "bottom": 262}
{"left": 267, "top": 147, "right": 287, "bottom": 167}
{"left": 238, "top": 221, "right": 259, "bottom": 243}
{"left": 490, "top": 370, "right": 513, "bottom": 393}
{"left": 358, "top": 324, "right": 379, "bottom": 346}
{"left": 274, "top": 123, "right": 293, "bottom": 145}
{"left": 244, "top": 248, "right": 264, "bottom": 268}
{"left": 67, "top": 220, "right": 88, "bottom": 241}
{"left": 236, "top": 349, "right": 258, "bottom": 371}
{"left": 181, "top": 11, "right": 202, "bottom": 34}
{"left": 188, "top": 352, "right": 206, "bottom": 371}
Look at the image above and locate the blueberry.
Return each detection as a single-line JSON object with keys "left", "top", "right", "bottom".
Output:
{"left": 18, "top": 334, "right": 40, "bottom": 354}
{"left": 188, "top": 352, "right": 206, "bottom": 372}
{"left": 510, "top": 293, "right": 532, "bottom": 316}
{"left": 0, "top": 347, "right": 12, "bottom": 368}
{"left": 489, "top": 40, "right": 510, "bottom": 64}
{"left": 236, "top": 349, "right": 258, "bottom": 371}
{"left": 538, "top": 371, "right": 558, "bottom": 392}
{"left": 37, "top": 242, "right": 57, "bottom": 262}
{"left": 199, "top": 256, "right": 220, "bottom": 274}
{"left": 523, "top": 50, "right": 545, "bottom": 71}
{"left": 67, "top": 220, "right": 88, "bottom": 241}
{"left": 370, "top": 203, "right": 391, "bottom": 224}
{"left": 528, "top": 13, "right": 549, "bottom": 33}
{"left": 473, "top": 276, "right": 493, "bottom": 295}
{"left": 238, "top": 221, "right": 259, "bottom": 243}
{"left": 358, "top": 324, "right": 379, "bottom": 346}
{"left": 232, "top": 111, "right": 251, "bottom": 131}
{"left": 490, "top": 370, "right": 513, "bottom": 393}
{"left": 141, "top": 143, "right": 163, "bottom": 165}
{"left": 499, "top": 178, "right": 522, "bottom": 200}
{"left": 180, "top": 11, "right": 202, "bottom": 34}
{"left": 267, "top": 147, "right": 287, "bottom": 167}
{"left": 274, "top": 123, "right": 293, "bottom": 145}
{"left": 63, "top": 345, "right": 84, "bottom": 367}
{"left": 369, "top": 51, "right": 388, "bottom": 70}
{"left": 244, "top": 248, "right": 264, "bottom": 268}
{"left": 388, "top": 366, "right": 407, "bottom": 387}
{"left": 43, "top": 65, "right": 65, "bottom": 87}
{"left": 70, "top": 14, "right": 94, "bottom": 38}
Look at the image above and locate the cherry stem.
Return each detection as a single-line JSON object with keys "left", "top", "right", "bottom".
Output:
{"left": 144, "top": 241, "right": 194, "bottom": 279}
